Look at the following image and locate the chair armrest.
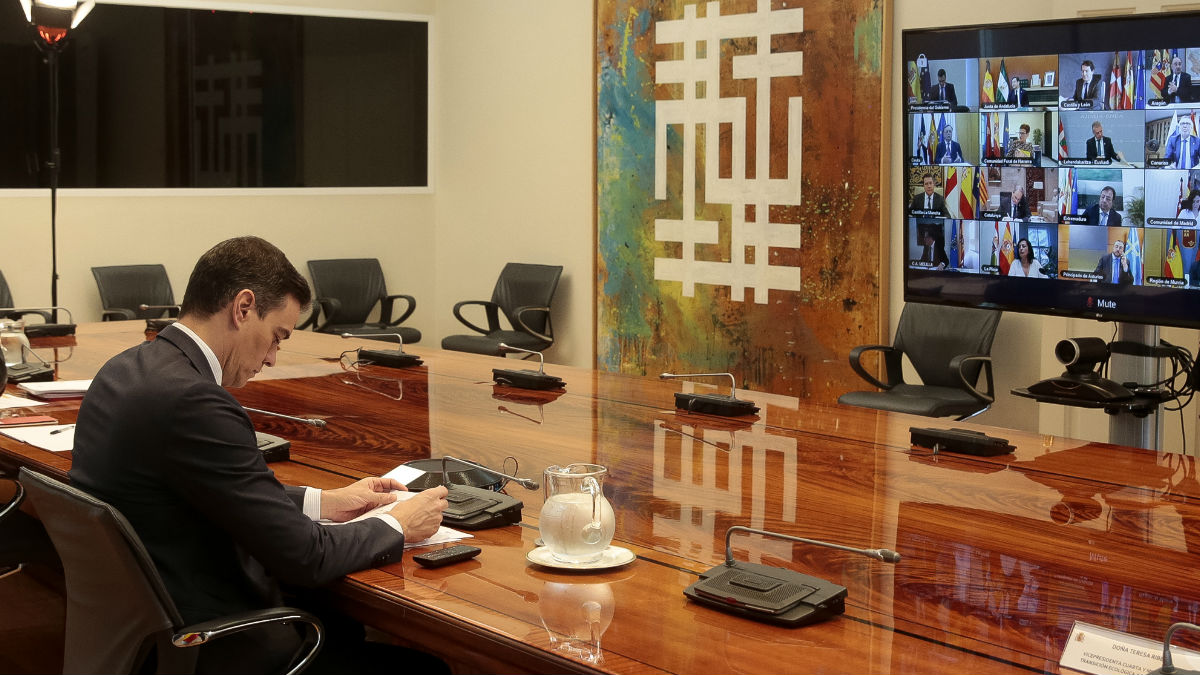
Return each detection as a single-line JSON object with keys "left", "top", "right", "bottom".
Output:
{"left": 512, "top": 305, "right": 553, "bottom": 343}
{"left": 173, "top": 607, "right": 323, "bottom": 675}
{"left": 311, "top": 297, "right": 343, "bottom": 333}
{"left": 0, "top": 478, "right": 23, "bottom": 523}
{"left": 2, "top": 309, "right": 53, "bottom": 323}
{"left": 847, "top": 344, "right": 900, "bottom": 391}
{"left": 452, "top": 300, "right": 501, "bottom": 335}
{"left": 101, "top": 308, "right": 137, "bottom": 321}
{"left": 380, "top": 294, "right": 416, "bottom": 326}
{"left": 951, "top": 354, "right": 995, "bottom": 405}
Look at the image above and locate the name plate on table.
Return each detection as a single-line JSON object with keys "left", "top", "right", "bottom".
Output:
{"left": 1060, "top": 621, "right": 1200, "bottom": 675}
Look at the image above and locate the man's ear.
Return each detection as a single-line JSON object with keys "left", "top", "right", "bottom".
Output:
{"left": 231, "top": 289, "right": 257, "bottom": 327}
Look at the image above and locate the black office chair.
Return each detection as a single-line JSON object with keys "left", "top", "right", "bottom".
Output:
{"left": 91, "top": 265, "right": 179, "bottom": 321}
{"left": 838, "top": 303, "right": 1002, "bottom": 420}
{"left": 19, "top": 468, "right": 323, "bottom": 675}
{"left": 0, "top": 269, "right": 52, "bottom": 324}
{"left": 441, "top": 262, "right": 563, "bottom": 356}
{"left": 301, "top": 259, "right": 420, "bottom": 345}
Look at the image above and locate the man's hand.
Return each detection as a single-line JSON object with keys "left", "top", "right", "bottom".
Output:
{"left": 386, "top": 485, "right": 449, "bottom": 542}
{"left": 322, "top": 477, "right": 407, "bottom": 522}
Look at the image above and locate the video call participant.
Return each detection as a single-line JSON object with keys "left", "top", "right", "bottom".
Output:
{"left": 909, "top": 174, "right": 951, "bottom": 217}
{"left": 1093, "top": 238, "right": 1134, "bottom": 284}
{"left": 1007, "top": 76, "right": 1028, "bottom": 107}
{"left": 1086, "top": 121, "right": 1122, "bottom": 162}
{"left": 1073, "top": 60, "right": 1104, "bottom": 109}
{"left": 1007, "top": 238, "right": 1045, "bottom": 278}
{"left": 1181, "top": 189, "right": 1200, "bottom": 222}
{"left": 1000, "top": 185, "right": 1031, "bottom": 221}
{"left": 70, "top": 236, "right": 451, "bottom": 675}
{"left": 1165, "top": 55, "right": 1193, "bottom": 104}
{"left": 1164, "top": 117, "right": 1200, "bottom": 169}
{"left": 1006, "top": 124, "right": 1036, "bottom": 159}
{"left": 928, "top": 68, "right": 958, "bottom": 108}
{"left": 918, "top": 229, "right": 950, "bottom": 269}
{"left": 937, "top": 125, "right": 965, "bottom": 164}
{"left": 958, "top": 229, "right": 979, "bottom": 270}
{"left": 1084, "top": 186, "right": 1122, "bottom": 227}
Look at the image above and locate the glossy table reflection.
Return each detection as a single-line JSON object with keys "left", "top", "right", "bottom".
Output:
{"left": 2, "top": 322, "right": 1199, "bottom": 674}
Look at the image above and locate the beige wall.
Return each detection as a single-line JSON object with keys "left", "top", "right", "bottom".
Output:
{"left": 3, "top": 0, "right": 1196, "bottom": 451}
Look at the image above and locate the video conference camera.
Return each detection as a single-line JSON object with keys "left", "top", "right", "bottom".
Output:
{"left": 1015, "top": 337, "right": 1133, "bottom": 404}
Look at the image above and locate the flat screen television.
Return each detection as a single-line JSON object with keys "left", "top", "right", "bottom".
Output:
{"left": 902, "top": 12, "right": 1200, "bottom": 329}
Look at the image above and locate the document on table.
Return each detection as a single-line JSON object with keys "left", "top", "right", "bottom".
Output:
{"left": 0, "top": 394, "right": 48, "bottom": 409}
{"left": 327, "top": 490, "right": 473, "bottom": 549}
{"left": 17, "top": 379, "right": 92, "bottom": 399}
{"left": 0, "top": 424, "right": 75, "bottom": 452}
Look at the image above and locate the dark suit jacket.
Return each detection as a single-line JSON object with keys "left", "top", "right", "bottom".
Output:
{"left": 999, "top": 195, "right": 1030, "bottom": 220}
{"left": 1165, "top": 71, "right": 1193, "bottom": 103}
{"left": 928, "top": 82, "right": 957, "bottom": 108}
{"left": 70, "top": 325, "right": 407, "bottom": 626}
{"left": 1074, "top": 75, "right": 1104, "bottom": 108}
{"left": 1083, "top": 204, "right": 1122, "bottom": 227}
{"left": 1164, "top": 133, "right": 1200, "bottom": 169}
{"left": 909, "top": 191, "right": 950, "bottom": 217}
{"left": 936, "top": 140, "right": 964, "bottom": 164}
{"left": 1006, "top": 88, "right": 1028, "bottom": 106}
{"left": 1086, "top": 136, "right": 1117, "bottom": 161}
{"left": 1093, "top": 253, "right": 1134, "bottom": 284}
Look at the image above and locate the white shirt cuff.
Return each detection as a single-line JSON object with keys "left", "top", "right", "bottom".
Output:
{"left": 302, "top": 487, "right": 322, "bottom": 520}
{"left": 370, "top": 513, "right": 405, "bottom": 536}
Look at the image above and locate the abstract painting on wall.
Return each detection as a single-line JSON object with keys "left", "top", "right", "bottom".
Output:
{"left": 596, "top": 0, "right": 889, "bottom": 402}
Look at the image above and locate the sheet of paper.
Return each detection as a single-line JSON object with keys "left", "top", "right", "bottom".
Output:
{"left": 326, "top": 490, "right": 473, "bottom": 549}
{"left": 0, "top": 394, "right": 48, "bottom": 409}
{"left": 383, "top": 464, "right": 426, "bottom": 486}
{"left": 0, "top": 424, "right": 74, "bottom": 452}
{"left": 17, "top": 379, "right": 92, "bottom": 398}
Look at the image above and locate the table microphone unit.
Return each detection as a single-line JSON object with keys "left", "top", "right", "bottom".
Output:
{"left": 1148, "top": 622, "right": 1200, "bottom": 675}
{"left": 243, "top": 406, "right": 327, "bottom": 463}
{"left": 0, "top": 306, "right": 76, "bottom": 338}
{"left": 425, "top": 456, "right": 527, "bottom": 530}
{"left": 340, "top": 333, "right": 422, "bottom": 368}
{"left": 684, "top": 526, "right": 900, "bottom": 627}
{"left": 492, "top": 343, "right": 564, "bottom": 390}
{"left": 138, "top": 304, "right": 181, "bottom": 333}
{"left": 659, "top": 372, "right": 759, "bottom": 416}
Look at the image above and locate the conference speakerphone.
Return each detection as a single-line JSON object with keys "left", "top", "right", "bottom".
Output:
{"left": 909, "top": 427, "right": 1015, "bottom": 457}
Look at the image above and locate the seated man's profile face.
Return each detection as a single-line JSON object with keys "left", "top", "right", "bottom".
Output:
{"left": 1092, "top": 122, "right": 1104, "bottom": 139}
{"left": 1098, "top": 188, "right": 1115, "bottom": 211}
{"left": 225, "top": 295, "right": 301, "bottom": 388}
{"left": 1081, "top": 63, "right": 1093, "bottom": 81}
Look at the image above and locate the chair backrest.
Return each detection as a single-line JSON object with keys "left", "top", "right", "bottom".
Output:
{"left": 0, "top": 269, "right": 14, "bottom": 310}
{"left": 893, "top": 303, "right": 1001, "bottom": 388}
{"left": 307, "top": 259, "right": 387, "bottom": 325}
{"left": 92, "top": 265, "right": 176, "bottom": 319}
{"left": 19, "top": 468, "right": 193, "bottom": 675}
{"left": 490, "top": 263, "right": 563, "bottom": 336}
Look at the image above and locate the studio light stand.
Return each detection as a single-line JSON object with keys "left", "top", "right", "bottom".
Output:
{"left": 19, "top": 0, "right": 94, "bottom": 322}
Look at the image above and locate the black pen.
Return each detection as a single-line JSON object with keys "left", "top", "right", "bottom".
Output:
{"left": 49, "top": 425, "right": 74, "bottom": 435}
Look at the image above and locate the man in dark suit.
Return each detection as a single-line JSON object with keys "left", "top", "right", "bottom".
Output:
{"left": 999, "top": 185, "right": 1030, "bottom": 221}
{"left": 1085, "top": 120, "right": 1120, "bottom": 161}
{"left": 935, "top": 125, "right": 964, "bottom": 164}
{"left": 1073, "top": 60, "right": 1105, "bottom": 109}
{"left": 1006, "top": 76, "right": 1028, "bottom": 106}
{"left": 1165, "top": 55, "right": 1193, "bottom": 104}
{"left": 1093, "top": 239, "right": 1134, "bottom": 284}
{"left": 928, "top": 68, "right": 958, "bottom": 108}
{"left": 70, "top": 236, "right": 449, "bottom": 673}
{"left": 1084, "top": 186, "right": 1122, "bottom": 227}
{"left": 909, "top": 174, "right": 951, "bottom": 217}
{"left": 1164, "top": 117, "right": 1200, "bottom": 169}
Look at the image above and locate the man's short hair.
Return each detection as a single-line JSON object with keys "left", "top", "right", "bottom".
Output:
{"left": 937, "top": 68, "right": 946, "bottom": 77}
{"left": 1092, "top": 120, "right": 1103, "bottom": 130}
{"left": 1082, "top": 60, "right": 1094, "bottom": 70}
{"left": 180, "top": 236, "right": 312, "bottom": 319}
{"left": 1101, "top": 185, "right": 1116, "bottom": 198}
{"left": 922, "top": 173, "right": 935, "bottom": 184}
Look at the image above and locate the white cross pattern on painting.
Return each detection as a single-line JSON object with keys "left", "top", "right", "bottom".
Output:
{"left": 652, "top": 0, "right": 804, "bottom": 304}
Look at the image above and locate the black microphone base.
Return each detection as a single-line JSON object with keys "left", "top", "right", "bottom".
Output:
{"left": 145, "top": 318, "right": 177, "bottom": 333}
{"left": 674, "top": 392, "right": 759, "bottom": 416}
{"left": 441, "top": 484, "right": 523, "bottom": 530}
{"left": 6, "top": 363, "right": 55, "bottom": 383}
{"left": 23, "top": 323, "right": 75, "bottom": 338}
{"left": 359, "top": 348, "right": 422, "bottom": 369}
{"left": 492, "top": 368, "right": 564, "bottom": 390}
{"left": 684, "top": 560, "right": 846, "bottom": 627}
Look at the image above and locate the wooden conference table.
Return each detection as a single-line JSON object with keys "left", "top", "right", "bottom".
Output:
{"left": 3, "top": 322, "right": 1200, "bottom": 674}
